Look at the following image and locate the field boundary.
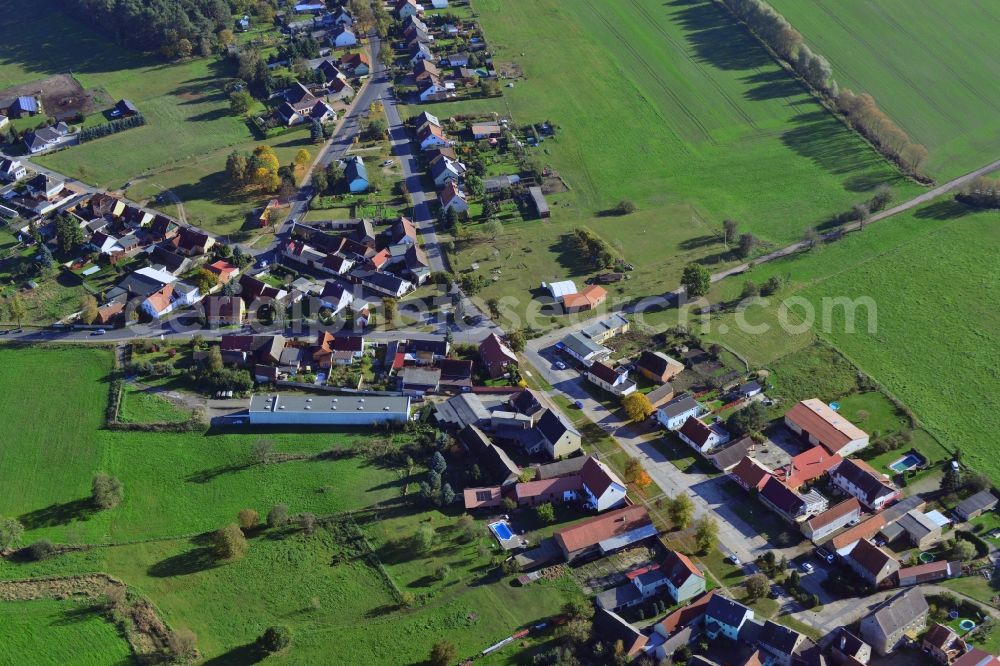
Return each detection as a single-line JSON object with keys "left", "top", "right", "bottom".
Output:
{"left": 710, "top": 0, "right": 933, "bottom": 186}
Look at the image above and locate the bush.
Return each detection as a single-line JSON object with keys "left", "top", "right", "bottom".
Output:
{"left": 91, "top": 473, "right": 124, "bottom": 509}
{"left": 259, "top": 625, "right": 292, "bottom": 653}
{"left": 24, "top": 540, "right": 56, "bottom": 561}
{"left": 267, "top": 504, "right": 290, "bottom": 528}
{"left": 214, "top": 523, "right": 248, "bottom": 561}
{"left": 238, "top": 508, "right": 259, "bottom": 530}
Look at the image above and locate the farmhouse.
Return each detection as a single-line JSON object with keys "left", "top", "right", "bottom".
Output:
{"left": 897, "top": 560, "right": 960, "bottom": 587}
{"left": 704, "top": 595, "right": 754, "bottom": 641}
{"left": 593, "top": 609, "right": 648, "bottom": 659}
{"left": 552, "top": 505, "right": 654, "bottom": 562}
{"left": 249, "top": 393, "right": 410, "bottom": 426}
{"left": 730, "top": 456, "right": 772, "bottom": 492}
{"left": 515, "top": 476, "right": 581, "bottom": 507}
{"left": 831, "top": 458, "right": 900, "bottom": 512}
{"left": 203, "top": 295, "right": 246, "bottom": 326}
{"left": 579, "top": 457, "right": 627, "bottom": 512}
{"left": 859, "top": 588, "right": 928, "bottom": 656}
{"left": 923, "top": 623, "right": 966, "bottom": 665}
{"left": 829, "top": 628, "right": 871, "bottom": 666}
{"left": 661, "top": 549, "right": 706, "bottom": 603}
{"left": 339, "top": 52, "right": 370, "bottom": 76}
{"left": 0, "top": 158, "right": 25, "bottom": 182}
{"left": 636, "top": 350, "right": 684, "bottom": 383}
{"left": 784, "top": 399, "right": 870, "bottom": 456}
{"left": 780, "top": 446, "right": 842, "bottom": 490}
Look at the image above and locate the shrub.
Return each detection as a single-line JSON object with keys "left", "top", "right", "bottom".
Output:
{"left": 91, "top": 473, "right": 124, "bottom": 510}
{"left": 238, "top": 508, "right": 259, "bottom": 530}
{"left": 214, "top": 523, "right": 248, "bottom": 561}
{"left": 24, "top": 540, "right": 56, "bottom": 561}
{"left": 259, "top": 625, "right": 292, "bottom": 653}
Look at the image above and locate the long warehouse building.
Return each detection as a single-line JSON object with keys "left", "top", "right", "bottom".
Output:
{"left": 249, "top": 393, "right": 411, "bottom": 426}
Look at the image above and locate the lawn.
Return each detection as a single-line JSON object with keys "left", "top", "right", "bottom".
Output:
{"left": 689, "top": 199, "right": 998, "bottom": 481}
{"left": 0, "top": 345, "right": 580, "bottom": 663}
{"left": 118, "top": 384, "right": 194, "bottom": 424}
{"left": 0, "top": 0, "right": 300, "bottom": 237}
{"left": 766, "top": 0, "right": 1000, "bottom": 180}
{"left": 0, "top": 598, "right": 133, "bottom": 665}
{"left": 446, "top": 0, "right": 914, "bottom": 318}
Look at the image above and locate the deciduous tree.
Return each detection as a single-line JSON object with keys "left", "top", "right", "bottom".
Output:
{"left": 214, "top": 523, "right": 248, "bottom": 560}
{"left": 681, "top": 263, "right": 711, "bottom": 298}
{"left": 668, "top": 494, "right": 695, "bottom": 530}
{"left": 622, "top": 392, "right": 654, "bottom": 423}
{"left": 695, "top": 516, "right": 719, "bottom": 553}
{"left": 91, "top": 473, "right": 124, "bottom": 509}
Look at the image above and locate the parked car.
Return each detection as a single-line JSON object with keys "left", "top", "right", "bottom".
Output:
{"left": 815, "top": 547, "right": 835, "bottom": 564}
{"left": 92, "top": 329, "right": 107, "bottom": 336}
{"left": 554, "top": 361, "right": 566, "bottom": 370}
{"left": 726, "top": 554, "right": 741, "bottom": 566}
{"left": 574, "top": 400, "right": 583, "bottom": 409}
{"left": 801, "top": 562, "right": 815, "bottom": 574}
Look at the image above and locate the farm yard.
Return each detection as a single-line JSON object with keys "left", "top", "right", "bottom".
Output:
{"left": 442, "top": 0, "right": 915, "bottom": 309}
{"left": 0, "top": 345, "right": 581, "bottom": 663}
{"left": 766, "top": 0, "right": 1000, "bottom": 180}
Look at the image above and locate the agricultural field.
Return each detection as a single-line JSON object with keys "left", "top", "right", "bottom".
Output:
{"left": 766, "top": 0, "right": 1000, "bottom": 180}
{"left": 0, "top": 345, "right": 580, "bottom": 663}
{"left": 693, "top": 199, "right": 999, "bottom": 481}
{"left": 0, "top": 598, "right": 132, "bottom": 665}
{"left": 444, "top": 0, "right": 914, "bottom": 312}
{"left": 0, "top": 0, "right": 301, "bottom": 237}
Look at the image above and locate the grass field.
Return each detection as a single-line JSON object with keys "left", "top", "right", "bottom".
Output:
{"left": 766, "top": 0, "right": 1000, "bottom": 180}
{"left": 0, "top": 598, "right": 133, "bottom": 665}
{"left": 0, "top": 0, "right": 300, "bottom": 237}
{"left": 0, "top": 345, "right": 579, "bottom": 663}
{"left": 118, "top": 385, "right": 193, "bottom": 424}
{"left": 691, "top": 199, "right": 999, "bottom": 480}
{"left": 446, "top": 0, "right": 914, "bottom": 314}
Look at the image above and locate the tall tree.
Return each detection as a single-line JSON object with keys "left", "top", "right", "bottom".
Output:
{"left": 79, "top": 294, "right": 99, "bottom": 325}
{"left": 668, "top": 494, "right": 695, "bottom": 530}
{"left": 681, "top": 263, "right": 711, "bottom": 298}
{"left": 694, "top": 516, "right": 719, "bottom": 553}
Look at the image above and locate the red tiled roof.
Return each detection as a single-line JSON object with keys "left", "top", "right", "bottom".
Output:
{"left": 588, "top": 360, "right": 620, "bottom": 384}
{"left": 785, "top": 399, "right": 868, "bottom": 454}
{"left": 463, "top": 486, "right": 502, "bottom": 509}
{"left": 144, "top": 284, "right": 174, "bottom": 314}
{"left": 656, "top": 591, "right": 715, "bottom": 635}
{"left": 553, "top": 505, "right": 651, "bottom": 554}
{"left": 515, "top": 475, "right": 582, "bottom": 499}
{"left": 678, "top": 416, "right": 713, "bottom": 447}
{"left": 806, "top": 498, "right": 860, "bottom": 531}
{"left": 731, "top": 456, "right": 772, "bottom": 491}
{"left": 848, "top": 538, "right": 897, "bottom": 577}
{"left": 562, "top": 285, "right": 607, "bottom": 310}
{"left": 479, "top": 333, "right": 517, "bottom": 367}
{"left": 782, "top": 445, "right": 843, "bottom": 488}
{"left": 831, "top": 514, "right": 886, "bottom": 550}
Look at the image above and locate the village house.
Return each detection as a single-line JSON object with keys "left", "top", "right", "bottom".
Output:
{"left": 657, "top": 394, "right": 704, "bottom": 430}
{"left": 439, "top": 181, "right": 468, "bottom": 213}
{"left": 552, "top": 505, "right": 654, "bottom": 562}
{"left": 829, "top": 627, "right": 871, "bottom": 666}
{"left": 586, "top": 361, "right": 637, "bottom": 397}
{"left": 413, "top": 58, "right": 439, "bottom": 82}
{"left": 704, "top": 595, "right": 754, "bottom": 641}
{"left": 780, "top": 446, "right": 843, "bottom": 490}
{"left": 409, "top": 42, "right": 434, "bottom": 66}
{"left": 514, "top": 476, "right": 581, "bottom": 508}
{"left": 462, "top": 486, "right": 503, "bottom": 510}
{"left": 652, "top": 592, "right": 715, "bottom": 661}
{"left": 661, "top": 549, "right": 707, "bottom": 603}
{"left": 759, "top": 476, "right": 828, "bottom": 523}
{"left": 953, "top": 650, "right": 1000, "bottom": 666}
{"left": 24, "top": 122, "right": 72, "bottom": 154}
{"left": 646, "top": 383, "right": 677, "bottom": 411}
{"left": 397, "top": 0, "right": 423, "bottom": 20}
{"left": 339, "top": 52, "right": 370, "bottom": 76}
{"left": 329, "top": 25, "right": 357, "bottom": 47}
{"left": 581, "top": 313, "right": 630, "bottom": 344}
{"left": 831, "top": 458, "right": 901, "bottom": 512}
{"left": 343, "top": 156, "right": 369, "bottom": 193}
{"left": 636, "top": 350, "right": 684, "bottom": 383}
{"left": 859, "top": 588, "right": 928, "bottom": 656}
{"left": 579, "top": 457, "right": 628, "bottom": 512}
{"left": 846, "top": 538, "right": 900, "bottom": 586}
{"left": 173, "top": 227, "right": 215, "bottom": 256}
{"left": 784, "top": 399, "right": 870, "bottom": 456}
{"left": 0, "top": 158, "right": 25, "bottom": 182}
{"left": 429, "top": 154, "right": 466, "bottom": 186}
{"left": 593, "top": 609, "right": 648, "bottom": 659}
{"left": 730, "top": 456, "right": 773, "bottom": 492}
{"left": 399, "top": 366, "right": 441, "bottom": 395}
{"left": 203, "top": 295, "right": 246, "bottom": 326}
{"left": 923, "top": 623, "right": 967, "bottom": 665}
{"left": 897, "top": 560, "right": 960, "bottom": 587}
{"left": 418, "top": 122, "right": 450, "bottom": 150}
{"left": 559, "top": 331, "right": 610, "bottom": 366}
{"left": 478, "top": 332, "right": 518, "bottom": 378}
{"left": 678, "top": 416, "right": 730, "bottom": 453}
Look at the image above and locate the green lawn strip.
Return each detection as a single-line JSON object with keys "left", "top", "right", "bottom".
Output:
{"left": 776, "top": 614, "right": 824, "bottom": 642}
{"left": 0, "top": 598, "right": 132, "bottom": 665}
{"left": 938, "top": 577, "right": 1000, "bottom": 610}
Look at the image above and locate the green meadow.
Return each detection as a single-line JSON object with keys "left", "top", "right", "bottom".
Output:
{"left": 0, "top": 345, "right": 580, "bottom": 663}
{"left": 0, "top": 598, "right": 132, "bottom": 665}
{"left": 695, "top": 200, "right": 999, "bottom": 480}
{"left": 766, "top": 0, "right": 1000, "bottom": 180}
{"left": 445, "top": 0, "right": 914, "bottom": 311}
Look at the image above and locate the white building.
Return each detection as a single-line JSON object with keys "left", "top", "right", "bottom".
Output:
{"left": 656, "top": 394, "right": 704, "bottom": 430}
{"left": 580, "top": 457, "right": 627, "bottom": 512}
{"left": 249, "top": 393, "right": 411, "bottom": 426}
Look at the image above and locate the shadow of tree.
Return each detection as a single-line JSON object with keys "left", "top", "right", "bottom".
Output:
{"left": 671, "top": 0, "right": 774, "bottom": 71}
{"left": 147, "top": 546, "right": 220, "bottom": 578}
{"left": 914, "top": 199, "right": 973, "bottom": 220}
{"left": 19, "top": 497, "right": 95, "bottom": 529}
{"left": 201, "top": 642, "right": 266, "bottom": 666}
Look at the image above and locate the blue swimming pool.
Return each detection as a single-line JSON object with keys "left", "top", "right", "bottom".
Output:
{"left": 490, "top": 521, "right": 514, "bottom": 541}
{"left": 890, "top": 453, "right": 922, "bottom": 473}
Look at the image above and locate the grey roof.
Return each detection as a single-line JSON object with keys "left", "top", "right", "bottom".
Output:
{"left": 896, "top": 510, "right": 939, "bottom": 540}
{"left": 536, "top": 408, "right": 579, "bottom": 445}
{"left": 956, "top": 490, "right": 998, "bottom": 517}
{"left": 249, "top": 393, "right": 409, "bottom": 415}
{"left": 400, "top": 366, "right": 441, "bottom": 387}
{"left": 705, "top": 594, "right": 753, "bottom": 627}
{"left": 581, "top": 313, "right": 630, "bottom": 340}
{"left": 598, "top": 523, "right": 658, "bottom": 554}
{"left": 533, "top": 456, "right": 589, "bottom": 480}
{"left": 434, "top": 393, "right": 490, "bottom": 430}
{"left": 510, "top": 389, "right": 543, "bottom": 416}
{"left": 596, "top": 583, "right": 643, "bottom": 610}
{"left": 832, "top": 627, "right": 869, "bottom": 657}
{"left": 880, "top": 522, "right": 905, "bottom": 543}
{"left": 865, "top": 588, "right": 928, "bottom": 636}
{"left": 458, "top": 424, "right": 492, "bottom": 456}
{"left": 758, "top": 619, "right": 804, "bottom": 656}
{"left": 880, "top": 495, "right": 925, "bottom": 524}
{"left": 710, "top": 436, "right": 755, "bottom": 471}
{"left": 560, "top": 331, "right": 607, "bottom": 359}
{"left": 662, "top": 394, "right": 701, "bottom": 420}
{"left": 833, "top": 459, "right": 896, "bottom": 504}
{"left": 593, "top": 608, "right": 644, "bottom": 651}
